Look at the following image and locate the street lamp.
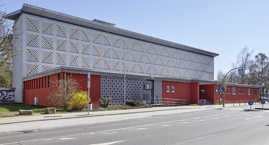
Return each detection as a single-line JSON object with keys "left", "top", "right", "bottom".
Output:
{"left": 218, "top": 67, "right": 245, "bottom": 107}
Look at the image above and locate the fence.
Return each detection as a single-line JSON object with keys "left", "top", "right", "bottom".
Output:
{"left": 153, "top": 98, "right": 187, "bottom": 105}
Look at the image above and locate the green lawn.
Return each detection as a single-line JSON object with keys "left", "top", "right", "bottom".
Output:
{"left": 0, "top": 104, "right": 46, "bottom": 113}
{"left": 0, "top": 114, "right": 16, "bottom": 118}
{"left": 0, "top": 103, "right": 152, "bottom": 118}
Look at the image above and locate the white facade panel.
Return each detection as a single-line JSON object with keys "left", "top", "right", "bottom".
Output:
{"left": 12, "top": 13, "right": 215, "bottom": 102}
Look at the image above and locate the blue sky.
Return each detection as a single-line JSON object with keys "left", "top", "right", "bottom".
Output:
{"left": 4, "top": 0, "right": 269, "bottom": 79}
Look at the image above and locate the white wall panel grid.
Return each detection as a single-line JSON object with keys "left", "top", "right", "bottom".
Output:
{"left": 16, "top": 13, "right": 215, "bottom": 89}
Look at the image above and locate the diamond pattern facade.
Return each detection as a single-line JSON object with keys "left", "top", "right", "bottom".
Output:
{"left": 20, "top": 14, "right": 214, "bottom": 79}
{"left": 12, "top": 12, "right": 215, "bottom": 103}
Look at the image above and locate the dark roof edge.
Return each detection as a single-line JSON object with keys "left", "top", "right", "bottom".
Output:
{"left": 23, "top": 66, "right": 261, "bottom": 88}
{"left": 6, "top": 3, "right": 219, "bottom": 57}
{"left": 198, "top": 80, "right": 263, "bottom": 88}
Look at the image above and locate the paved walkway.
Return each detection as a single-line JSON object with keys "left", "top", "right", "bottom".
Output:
{"left": 0, "top": 103, "right": 260, "bottom": 125}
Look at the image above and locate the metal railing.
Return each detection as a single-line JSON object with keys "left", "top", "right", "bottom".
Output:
{"left": 152, "top": 97, "right": 188, "bottom": 105}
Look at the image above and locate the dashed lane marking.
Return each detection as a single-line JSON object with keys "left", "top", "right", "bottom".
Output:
{"left": 90, "top": 140, "right": 125, "bottom": 145}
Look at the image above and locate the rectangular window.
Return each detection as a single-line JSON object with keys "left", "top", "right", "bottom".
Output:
{"left": 58, "top": 73, "right": 61, "bottom": 87}
{"left": 225, "top": 88, "right": 231, "bottom": 94}
{"left": 232, "top": 87, "right": 236, "bottom": 95}
{"left": 166, "top": 86, "right": 170, "bottom": 93}
{"left": 47, "top": 76, "right": 50, "bottom": 88}
{"left": 248, "top": 88, "right": 251, "bottom": 95}
{"left": 171, "top": 86, "right": 175, "bottom": 93}
{"left": 238, "top": 88, "right": 245, "bottom": 95}
{"left": 44, "top": 77, "right": 46, "bottom": 88}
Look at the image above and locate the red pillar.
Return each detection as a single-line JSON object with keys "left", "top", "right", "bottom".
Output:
{"left": 90, "top": 75, "right": 101, "bottom": 107}
{"left": 191, "top": 82, "right": 200, "bottom": 104}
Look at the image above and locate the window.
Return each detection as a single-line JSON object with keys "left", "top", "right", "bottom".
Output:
{"left": 171, "top": 86, "right": 175, "bottom": 93}
{"left": 238, "top": 88, "right": 245, "bottom": 95}
{"left": 47, "top": 76, "right": 50, "bottom": 88}
{"left": 248, "top": 88, "right": 251, "bottom": 95}
{"left": 232, "top": 87, "right": 236, "bottom": 95}
{"left": 166, "top": 86, "right": 170, "bottom": 93}
{"left": 58, "top": 73, "right": 61, "bottom": 87}
{"left": 200, "top": 89, "right": 206, "bottom": 94}
{"left": 225, "top": 88, "right": 231, "bottom": 94}
{"left": 253, "top": 90, "right": 257, "bottom": 95}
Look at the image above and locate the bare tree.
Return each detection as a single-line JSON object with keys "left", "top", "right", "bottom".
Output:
{"left": 48, "top": 79, "right": 80, "bottom": 110}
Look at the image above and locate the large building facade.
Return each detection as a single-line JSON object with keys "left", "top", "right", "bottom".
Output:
{"left": 6, "top": 4, "right": 260, "bottom": 106}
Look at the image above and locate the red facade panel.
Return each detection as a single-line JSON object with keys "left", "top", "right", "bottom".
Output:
{"left": 162, "top": 81, "right": 199, "bottom": 105}
{"left": 90, "top": 75, "right": 101, "bottom": 107}
{"left": 24, "top": 73, "right": 101, "bottom": 107}
{"left": 200, "top": 84, "right": 260, "bottom": 104}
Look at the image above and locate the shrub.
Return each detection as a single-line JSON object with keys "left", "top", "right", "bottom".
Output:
{"left": 48, "top": 79, "right": 80, "bottom": 110}
{"left": 101, "top": 97, "right": 111, "bottom": 108}
{"left": 68, "top": 91, "right": 89, "bottom": 111}
{"left": 126, "top": 100, "right": 136, "bottom": 106}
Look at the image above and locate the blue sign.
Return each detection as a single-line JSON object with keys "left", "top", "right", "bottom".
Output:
{"left": 217, "top": 87, "right": 224, "bottom": 93}
{"left": 248, "top": 100, "right": 254, "bottom": 106}
{"left": 238, "top": 68, "right": 244, "bottom": 75}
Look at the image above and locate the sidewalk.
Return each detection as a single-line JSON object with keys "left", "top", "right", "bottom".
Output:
{"left": 0, "top": 105, "right": 223, "bottom": 125}
{"left": 0, "top": 103, "right": 259, "bottom": 125}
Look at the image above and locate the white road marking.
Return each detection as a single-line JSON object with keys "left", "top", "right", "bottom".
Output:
{"left": 161, "top": 124, "right": 171, "bottom": 127}
{"left": 181, "top": 121, "right": 191, "bottom": 124}
{"left": 102, "top": 131, "right": 118, "bottom": 135}
{"left": 59, "top": 137, "right": 75, "bottom": 140}
{"left": 136, "top": 127, "right": 148, "bottom": 130}
{"left": 90, "top": 140, "right": 124, "bottom": 145}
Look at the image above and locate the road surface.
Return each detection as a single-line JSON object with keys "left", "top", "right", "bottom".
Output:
{"left": 0, "top": 107, "right": 269, "bottom": 145}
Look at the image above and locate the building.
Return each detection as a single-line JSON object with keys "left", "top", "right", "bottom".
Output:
{"left": 6, "top": 4, "right": 260, "bottom": 107}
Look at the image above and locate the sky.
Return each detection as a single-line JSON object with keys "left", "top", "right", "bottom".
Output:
{"left": 4, "top": 0, "right": 269, "bottom": 79}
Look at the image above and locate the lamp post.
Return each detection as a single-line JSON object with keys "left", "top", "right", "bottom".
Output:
{"left": 219, "top": 67, "right": 245, "bottom": 107}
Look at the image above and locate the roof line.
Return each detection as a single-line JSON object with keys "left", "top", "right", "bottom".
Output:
{"left": 6, "top": 3, "right": 219, "bottom": 57}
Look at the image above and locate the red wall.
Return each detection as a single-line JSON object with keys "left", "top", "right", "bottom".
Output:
{"left": 90, "top": 75, "right": 100, "bottom": 107}
{"left": 162, "top": 81, "right": 199, "bottom": 105}
{"left": 200, "top": 84, "right": 259, "bottom": 104}
{"left": 222, "top": 86, "right": 259, "bottom": 103}
{"left": 200, "top": 84, "right": 217, "bottom": 104}
{"left": 24, "top": 73, "right": 101, "bottom": 107}
{"left": 24, "top": 73, "right": 59, "bottom": 106}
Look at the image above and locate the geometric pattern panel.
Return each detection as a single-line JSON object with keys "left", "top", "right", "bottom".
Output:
{"left": 41, "top": 36, "right": 54, "bottom": 49}
{"left": 25, "top": 16, "right": 40, "bottom": 33}
{"left": 81, "top": 56, "right": 91, "bottom": 68}
{"left": 69, "top": 41, "right": 80, "bottom": 53}
{"left": 56, "top": 52, "right": 66, "bottom": 65}
{"left": 41, "top": 50, "right": 53, "bottom": 64}
{"left": 42, "top": 22, "right": 54, "bottom": 35}
{"left": 55, "top": 24, "right": 67, "bottom": 38}
{"left": 21, "top": 14, "right": 214, "bottom": 81}
{"left": 69, "top": 55, "right": 79, "bottom": 66}
{"left": 81, "top": 44, "right": 91, "bottom": 55}
{"left": 25, "top": 48, "right": 39, "bottom": 62}
{"left": 93, "top": 33, "right": 111, "bottom": 46}
{"left": 100, "top": 76, "right": 152, "bottom": 105}
{"left": 26, "top": 63, "right": 39, "bottom": 76}
{"left": 26, "top": 33, "right": 39, "bottom": 47}
{"left": 56, "top": 39, "right": 67, "bottom": 52}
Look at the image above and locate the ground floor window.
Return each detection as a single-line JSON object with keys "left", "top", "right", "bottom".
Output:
{"left": 166, "top": 86, "right": 170, "bottom": 93}
{"left": 232, "top": 87, "right": 236, "bottom": 95}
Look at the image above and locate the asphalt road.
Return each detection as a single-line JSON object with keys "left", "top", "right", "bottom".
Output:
{"left": 1, "top": 107, "right": 269, "bottom": 145}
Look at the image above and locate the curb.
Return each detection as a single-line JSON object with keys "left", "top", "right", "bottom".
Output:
{"left": 0, "top": 107, "right": 212, "bottom": 125}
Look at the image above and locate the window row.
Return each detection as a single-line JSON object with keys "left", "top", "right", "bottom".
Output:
{"left": 166, "top": 86, "right": 175, "bottom": 93}
{"left": 224, "top": 88, "right": 258, "bottom": 96}
{"left": 24, "top": 76, "right": 50, "bottom": 89}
